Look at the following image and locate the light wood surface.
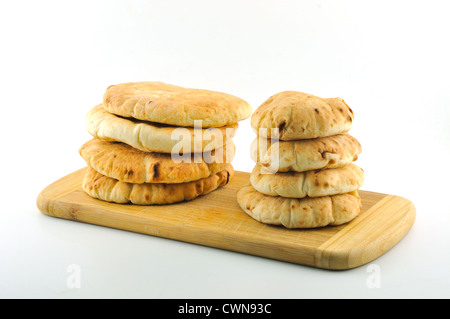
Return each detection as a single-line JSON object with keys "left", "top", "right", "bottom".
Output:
{"left": 36, "top": 168, "right": 416, "bottom": 270}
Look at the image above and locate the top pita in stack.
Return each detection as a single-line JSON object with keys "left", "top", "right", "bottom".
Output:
{"left": 237, "top": 91, "right": 364, "bottom": 228}
{"left": 79, "top": 82, "right": 252, "bottom": 205}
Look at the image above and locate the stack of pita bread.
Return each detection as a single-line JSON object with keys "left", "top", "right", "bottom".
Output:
{"left": 79, "top": 82, "right": 252, "bottom": 205}
{"left": 237, "top": 91, "right": 364, "bottom": 228}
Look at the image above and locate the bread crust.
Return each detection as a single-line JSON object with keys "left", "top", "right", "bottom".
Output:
{"left": 82, "top": 165, "right": 234, "bottom": 205}
{"left": 237, "top": 185, "right": 361, "bottom": 228}
{"left": 86, "top": 104, "right": 238, "bottom": 154}
{"left": 250, "top": 163, "right": 364, "bottom": 198}
{"left": 79, "top": 138, "right": 235, "bottom": 184}
{"left": 251, "top": 91, "right": 354, "bottom": 140}
{"left": 250, "top": 133, "right": 362, "bottom": 173}
{"left": 103, "top": 82, "right": 253, "bottom": 128}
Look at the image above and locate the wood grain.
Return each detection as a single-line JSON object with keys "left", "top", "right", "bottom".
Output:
{"left": 36, "top": 168, "right": 416, "bottom": 270}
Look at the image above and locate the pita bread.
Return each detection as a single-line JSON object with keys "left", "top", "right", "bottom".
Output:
{"left": 82, "top": 165, "right": 234, "bottom": 205}
{"left": 103, "top": 81, "right": 253, "bottom": 128}
{"left": 251, "top": 133, "right": 362, "bottom": 173}
{"left": 79, "top": 138, "right": 235, "bottom": 184}
{"left": 86, "top": 104, "right": 238, "bottom": 154}
{"left": 251, "top": 91, "right": 354, "bottom": 140}
{"left": 237, "top": 185, "right": 361, "bottom": 228}
{"left": 250, "top": 163, "right": 364, "bottom": 198}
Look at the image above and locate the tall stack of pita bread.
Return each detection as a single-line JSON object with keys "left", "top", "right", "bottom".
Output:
{"left": 79, "top": 82, "right": 252, "bottom": 205}
{"left": 237, "top": 91, "right": 364, "bottom": 228}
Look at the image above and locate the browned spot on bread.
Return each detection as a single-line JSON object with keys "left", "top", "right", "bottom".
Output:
{"left": 226, "top": 172, "right": 231, "bottom": 184}
{"left": 315, "top": 108, "right": 320, "bottom": 114}
{"left": 145, "top": 194, "right": 150, "bottom": 201}
{"left": 348, "top": 115, "right": 353, "bottom": 122}
{"left": 278, "top": 120, "right": 287, "bottom": 132}
{"left": 329, "top": 159, "right": 336, "bottom": 165}
{"left": 315, "top": 179, "right": 320, "bottom": 186}
{"left": 127, "top": 169, "right": 134, "bottom": 176}
{"left": 153, "top": 163, "right": 160, "bottom": 179}
{"left": 339, "top": 107, "right": 344, "bottom": 112}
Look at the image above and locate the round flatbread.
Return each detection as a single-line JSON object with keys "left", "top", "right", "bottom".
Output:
{"left": 82, "top": 165, "right": 234, "bottom": 205}
{"left": 103, "top": 81, "right": 253, "bottom": 128}
{"left": 237, "top": 185, "right": 362, "bottom": 229}
{"left": 250, "top": 163, "right": 364, "bottom": 198}
{"left": 251, "top": 91, "right": 354, "bottom": 140}
{"left": 79, "top": 138, "right": 235, "bottom": 184}
{"left": 250, "top": 133, "right": 362, "bottom": 173}
{"left": 86, "top": 104, "right": 238, "bottom": 154}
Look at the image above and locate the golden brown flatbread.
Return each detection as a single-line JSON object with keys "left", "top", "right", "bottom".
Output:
{"left": 250, "top": 163, "right": 364, "bottom": 198}
{"left": 103, "top": 81, "right": 253, "bottom": 128}
{"left": 82, "top": 165, "right": 234, "bottom": 205}
{"left": 79, "top": 138, "right": 235, "bottom": 184}
{"left": 250, "top": 133, "right": 362, "bottom": 173}
{"left": 251, "top": 91, "right": 354, "bottom": 140}
{"left": 237, "top": 184, "right": 362, "bottom": 228}
{"left": 86, "top": 104, "right": 238, "bottom": 154}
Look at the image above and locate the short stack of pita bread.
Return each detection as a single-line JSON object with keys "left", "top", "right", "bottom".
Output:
{"left": 237, "top": 91, "right": 364, "bottom": 228}
{"left": 79, "top": 82, "right": 252, "bottom": 205}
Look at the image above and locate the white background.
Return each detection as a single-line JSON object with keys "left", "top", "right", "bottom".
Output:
{"left": 1, "top": 0, "right": 449, "bottom": 299}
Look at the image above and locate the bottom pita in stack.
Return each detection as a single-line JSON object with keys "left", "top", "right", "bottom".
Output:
{"left": 83, "top": 165, "right": 234, "bottom": 205}
{"left": 237, "top": 185, "right": 361, "bottom": 229}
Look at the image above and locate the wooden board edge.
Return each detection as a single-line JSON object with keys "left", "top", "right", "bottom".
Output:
{"left": 37, "top": 189, "right": 320, "bottom": 268}
{"left": 36, "top": 169, "right": 416, "bottom": 270}
{"left": 314, "top": 195, "right": 416, "bottom": 270}
{"left": 36, "top": 168, "right": 87, "bottom": 217}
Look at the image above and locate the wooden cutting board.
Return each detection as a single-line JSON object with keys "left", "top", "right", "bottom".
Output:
{"left": 36, "top": 168, "right": 415, "bottom": 270}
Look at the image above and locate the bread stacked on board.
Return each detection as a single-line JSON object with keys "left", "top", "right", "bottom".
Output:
{"left": 79, "top": 81, "right": 252, "bottom": 205}
{"left": 237, "top": 91, "right": 364, "bottom": 229}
